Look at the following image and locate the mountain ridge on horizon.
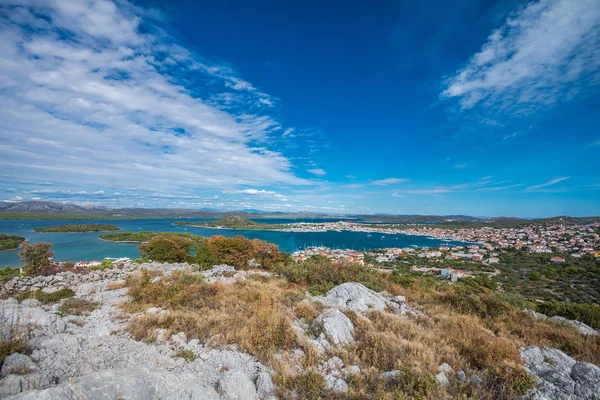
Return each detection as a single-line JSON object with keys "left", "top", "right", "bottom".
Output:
{"left": 0, "top": 200, "right": 593, "bottom": 222}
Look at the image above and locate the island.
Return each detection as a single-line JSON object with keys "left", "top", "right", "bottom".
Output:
{"left": 0, "top": 234, "right": 26, "bottom": 251}
{"left": 34, "top": 224, "right": 121, "bottom": 233}
{"left": 99, "top": 231, "right": 201, "bottom": 243}
{"left": 174, "top": 216, "right": 285, "bottom": 230}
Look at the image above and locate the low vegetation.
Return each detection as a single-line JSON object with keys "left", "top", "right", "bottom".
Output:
{"left": 14, "top": 288, "right": 75, "bottom": 304}
{"left": 58, "top": 298, "right": 100, "bottom": 316}
{"left": 0, "top": 266, "right": 21, "bottom": 283}
{"left": 276, "top": 255, "right": 400, "bottom": 295}
{"left": 194, "top": 235, "right": 290, "bottom": 269}
{"left": 0, "top": 234, "right": 26, "bottom": 251}
{"left": 495, "top": 249, "right": 600, "bottom": 304}
{"left": 536, "top": 300, "right": 600, "bottom": 330}
{"left": 34, "top": 224, "right": 120, "bottom": 233}
{"left": 113, "top": 241, "right": 600, "bottom": 399}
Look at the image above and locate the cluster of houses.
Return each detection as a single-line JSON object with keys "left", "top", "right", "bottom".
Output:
{"left": 400, "top": 222, "right": 600, "bottom": 257}
{"left": 366, "top": 244, "right": 499, "bottom": 265}
{"left": 73, "top": 257, "right": 130, "bottom": 268}
{"left": 291, "top": 247, "right": 365, "bottom": 264}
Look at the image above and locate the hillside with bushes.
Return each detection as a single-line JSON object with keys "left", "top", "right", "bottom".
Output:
{"left": 1, "top": 235, "right": 599, "bottom": 399}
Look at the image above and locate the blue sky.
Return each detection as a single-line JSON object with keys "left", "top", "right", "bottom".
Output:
{"left": 0, "top": 0, "right": 599, "bottom": 217}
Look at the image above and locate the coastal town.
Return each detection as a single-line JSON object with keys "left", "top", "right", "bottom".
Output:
{"left": 287, "top": 220, "right": 600, "bottom": 257}
{"left": 291, "top": 220, "right": 600, "bottom": 282}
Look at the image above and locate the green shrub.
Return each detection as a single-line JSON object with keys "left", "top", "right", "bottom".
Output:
{"left": 536, "top": 300, "right": 600, "bottom": 330}
{"left": 276, "top": 256, "right": 398, "bottom": 295}
{"left": 174, "top": 349, "right": 196, "bottom": 362}
{"left": 0, "top": 266, "right": 20, "bottom": 283}
{"left": 139, "top": 236, "right": 194, "bottom": 263}
{"left": 15, "top": 288, "right": 74, "bottom": 304}
{"left": 280, "top": 370, "right": 328, "bottom": 400}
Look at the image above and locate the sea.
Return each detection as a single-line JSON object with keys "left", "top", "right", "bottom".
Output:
{"left": 0, "top": 218, "right": 469, "bottom": 267}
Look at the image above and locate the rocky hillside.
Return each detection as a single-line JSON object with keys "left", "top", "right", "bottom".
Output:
{"left": 1, "top": 261, "right": 599, "bottom": 399}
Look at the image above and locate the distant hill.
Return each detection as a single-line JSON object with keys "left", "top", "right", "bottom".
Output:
{"left": 0, "top": 201, "right": 596, "bottom": 225}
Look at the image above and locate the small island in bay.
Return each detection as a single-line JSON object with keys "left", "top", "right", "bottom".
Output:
{"left": 99, "top": 231, "right": 201, "bottom": 243}
{"left": 35, "top": 224, "right": 121, "bottom": 233}
{"left": 0, "top": 233, "right": 26, "bottom": 251}
{"left": 174, "top": 216, "right": 285, "bottom": 230}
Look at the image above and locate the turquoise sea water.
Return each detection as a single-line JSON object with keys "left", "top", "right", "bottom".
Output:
{"left": 0, "top": 219, "right": 468, "bottom": 267}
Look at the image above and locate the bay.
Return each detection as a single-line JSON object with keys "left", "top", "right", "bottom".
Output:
{"left": 0, "top": 219, "right": 468, "bottom": 267}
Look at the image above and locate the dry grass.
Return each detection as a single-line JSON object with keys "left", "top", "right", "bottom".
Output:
{"left": 58, "top": 298, "right": 100, "bottom": 316}
{"left": 106, "top": 281, "right": 127, "bottom": 291}
{"left": 124, "top": 271, "right": 303, "bottom": 362}
{"left": 120, "top": 266, "right": 598, "bottom": 400}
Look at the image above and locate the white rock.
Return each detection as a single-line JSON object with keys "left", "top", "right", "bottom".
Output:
{"left": 217, "top": 369, "right": 257, "bottom": 400}
{"left": 314, "top": 309, "right": 354, "bottom": 346}
{"left": 436, "top": 372, "right": 450, "bottom": 387}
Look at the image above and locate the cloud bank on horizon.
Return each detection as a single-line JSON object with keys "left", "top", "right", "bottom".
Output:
{"left": 0, "top": 0, "right": 599, "bottom": 217}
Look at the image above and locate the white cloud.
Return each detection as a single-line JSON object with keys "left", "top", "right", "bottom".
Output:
{"left": 442, "top": 0, "right": 600, "bottom": 113}
{"left": 453, "top": 163, "right": 468, "bottom": 169}
{"left": 0, "top": 0, "right": 312, "bottom": 204}
{"left": 308, "top": 168, "right": 327, "bottom": 176}
{"left": 391, "top": 192, "right": 405, "bottom": 198}
{"left": 233, "top": 189, "right": 286, "bottom": 199}
{"left": 525, "top": 177, "right": 570, "bottom": 192}
{"left": 371, "top": 178, "right": 409, "bottom": 186}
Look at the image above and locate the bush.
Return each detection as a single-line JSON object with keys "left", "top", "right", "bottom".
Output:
{"left": 20, "top": 242, "right": 54, "bottom": 276}
{"left": 0, "top": 266, "right": 20, "bottom": 283}
{"left": 15, "top": 288, "right": 74, "bottom": 304}
{"left": 62, "top": 261, "right": 74, "bottom": 269}
{"left": 58, "top": 298, "right": 100, "bottom": 316}
{"left": 279, "top": 370, "right": 328, "bottom": 400}
{"left": 194, "top": 236, "right": 289, "bottom": 270}
{"left": 536, "top": 300, "right": 600, "bottom": 330}
{"left": 277, "top": 256, "right": 399, "bottom": 295}
{"left": 139, "top": 235, "right": 194, "bottom": 263}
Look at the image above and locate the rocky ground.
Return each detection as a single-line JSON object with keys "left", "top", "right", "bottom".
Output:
{"left": 1, "top": 262, "right": 599, "bottom": 399}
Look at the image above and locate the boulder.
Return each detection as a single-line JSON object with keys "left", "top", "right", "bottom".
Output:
{"left": 325, "top": 374, "right": 348, "bottom": 393}
{"left": 315, "top": 283, "right": 401, "bottom": 313}
{"left": 571, "top": 362, "right": 600, "bottom": 398}
{"left": 521, "top": 346, "right": 600, "bottom": 400}
{"left": 436, "top": 371, "right": 450, "bottom": 387}
{"left": 255, "top": 371, "right": 276, "bottom": 400}
{"left": 549, "top": 316, "right": 599, "bottom": 337}
{"left": 217, "top": 369, "right": 257, "bottom": 400}
{"left": 5, "top": 367, "right": 220, "bottom": 400}
{"left": 0, "top": 353, "right": 38, "bottom": 377}
{"left": 314, "top": 309, "right": 355, "bottom": 345}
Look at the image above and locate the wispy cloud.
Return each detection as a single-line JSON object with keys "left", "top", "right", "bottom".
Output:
{"left": 525, "top": 177, "right": 571, "bottom": 192}
{"left": 308, "top": 168, "right": 327, "bottom": 176}
{"left": 441, "top": 0, "right": 600, "bottom": 114}
{"left": 0, "top": 0, "right": 312, "bottom": 208}
{"left": 371, "top": 178, "right": 409, "bottom": 186}
{"left": 453, "top": 163, "right": 469, "bottom": 169}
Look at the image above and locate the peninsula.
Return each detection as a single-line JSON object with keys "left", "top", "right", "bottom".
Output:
{"left": 0, "top": 234, "right": 26, "bottom": 251}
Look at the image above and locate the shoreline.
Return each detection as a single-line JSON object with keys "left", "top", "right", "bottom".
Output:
{"left": 97, "top": 238, "right": 146, "bottom": 244}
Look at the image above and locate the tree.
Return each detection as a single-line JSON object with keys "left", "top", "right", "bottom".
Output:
{"left": 138, "top": 235, "right": 192, "bottom": 263}
{"left": 20, "top": 242, "right": 54, "bottom": 276}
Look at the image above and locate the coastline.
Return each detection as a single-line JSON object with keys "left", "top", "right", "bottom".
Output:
{"left": 97, "top": 238, "right": 146, "bottom": 244}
